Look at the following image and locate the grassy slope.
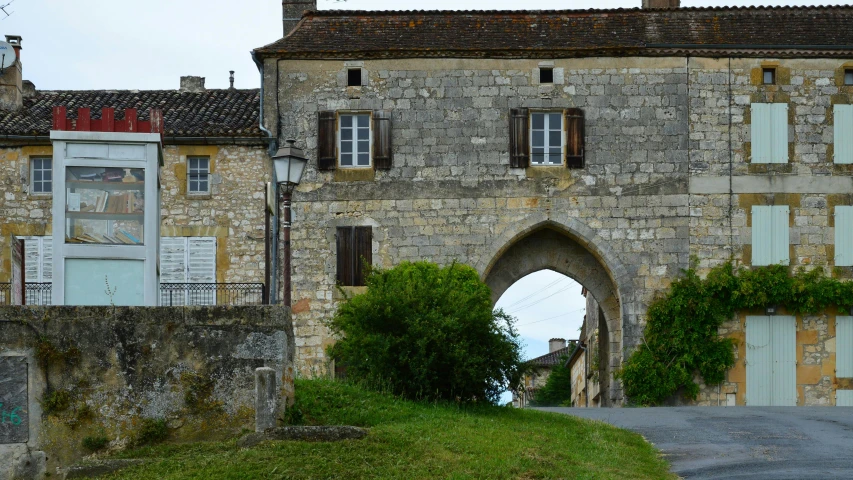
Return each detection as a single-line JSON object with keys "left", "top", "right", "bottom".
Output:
{"left": 103, "top": 380, "right": 674, "bottom": 480}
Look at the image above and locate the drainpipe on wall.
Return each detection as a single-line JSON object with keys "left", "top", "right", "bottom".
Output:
{"left": 252, "top": 51, "right": 278, "bottom": 305}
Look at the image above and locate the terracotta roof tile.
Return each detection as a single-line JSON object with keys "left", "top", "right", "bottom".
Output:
{"left": 528, "top": 344, "right": 577, "bottom": 367}
{"left": 254, "top": 6, "right": 853, "bottom": 59}
{"left": 0, "top": 89, "right": 261, "bottom": 138}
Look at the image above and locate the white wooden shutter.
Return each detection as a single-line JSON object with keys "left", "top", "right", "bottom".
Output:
{"left": 41, "top": 239, "right": 52, "bottom": 282}
{"left": 836, "top": 206, "right": 853, "bottom": 267}
{"left": 770, "top": 103, "right": 788, "bottom": 164}
{"left": 159, "top": 237, "right": 187, "bottom": 306}
{"left": 752, "top": 206, "right": 773, "bottom": 266}
{"left": 834, "top": 105, "right": 853, "bottom": 164}
{"left": 22, "top": 238, "right": 41, "bottom": 282}
{"left": 188, "top": 237, "right": 216, "bottom": 305}
{"left": 837, "top": 316, "right": 853, "bottom": 406}
{"left": 746, "top": 316, "right": 772, "bottom": 406}
{"left": 771, "top": 206, "right": 790, "bottom": 265}
{"left": 752, "top": 103, "right": 772, "bottom": 164}
{"left": 770, "top": 316, "right": 797, "bottom": 406}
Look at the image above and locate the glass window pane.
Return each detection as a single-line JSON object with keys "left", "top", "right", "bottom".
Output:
{"left": 532, "top": 131, "right": 544, "bottom": 147}
{"left": 341, "top": 115, "right": 352, "bottom": 128}
{"left": 549, "top": 113, "right": 561, "bottom": 126}
{"left": 357, "top": 128, "right": 369, "bottom": 140}
{"left": 341, "top": 128, "right": 352, "bottom": 140}
{"left": 189, "top": 158, "right": 198, "bottom": 169}
{"left": 357, "top": 154, "right": 369, "bottom": 166}
{"left": 531, "top": 113, "right": 544, "bottom": 130}
{"left": 846, "top": 71, "right": 853, "bottom": 85}
{"left": 357, "top": 115, "right": 369, "bottom": 127}
{"left": 549, "top": 153, "right": 561, "bottom": 165}
{"left": 357, "top": 140, "right": 369, "bottom": 153}
{"left": 199, "top": 181, "right": 208, "bottom": 192}
{"left": 340, "top": 153, "right": 352, "bottom": 166}
{"left": 33, "top": 171, "right": 42, "bottom": 181}
{"left": 44, "top": 170, "right": 52, "bottom": 181}
{"left": 200, "top": 158, "right": 209, "bottom": 170}
{"left": 549, "top": 131, "right": 561, "bottom": 147}
{"left": 341, "top": 140, "right": 352, "bottom": 155}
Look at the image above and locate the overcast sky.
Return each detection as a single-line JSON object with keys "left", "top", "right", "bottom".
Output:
{"left": 3, "top": 0, "right": 832, "bottom": 363}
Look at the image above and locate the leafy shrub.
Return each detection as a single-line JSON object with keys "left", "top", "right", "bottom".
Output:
{"left": 42, "top": 389, "right": 72, "bottom": 414}
{"left": 530, "top": 355, "right": 573, "bottom": 407}
{"left": 82, "top": 435, "right": 109, "bottom": 452}
{"left": 328, "top": 261, "right": 525, "bottom": 404}
{"left": 134, "top": 418, "right": 168, "bottom": 446}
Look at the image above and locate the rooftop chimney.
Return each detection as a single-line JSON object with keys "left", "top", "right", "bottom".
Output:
{"left": 642, "top": 0, "right": 680, "bottom": 8}
{"left": 0, "top": 35, "right": 22, "bottom": 111}
{"left": 282, "top": 0, "right": 315, "bottom": 36}
{"left": 549, "top": 338, "right": 567, "bottom": 354}
{"left": 179, "top": 76, "right": 205, "bottom": 93}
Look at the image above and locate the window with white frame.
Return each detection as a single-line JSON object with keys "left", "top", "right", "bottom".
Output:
{"left": 339, "top": 113, "right": 371, "bottom": 167}
{"left": 834, "top": 105, "right": 853, "bottom": 164}
{"left": 751, "top": 103, "right": 788, "bottom": 164}
{"left": 187, "top": 157, "right": 210, "bottom": 194}
{"left": 835, "top": 206, "right": 853, "bottom": 267}
{"left": 30, "top": 157, "right": 52, "bottom": 194}
{"left": 530, "top": 112, "right": 563, "bottom": 165}
{"left": 159, "top": 237, "right": 217, "bottom": 305}
{"left": 751, "top": 205, "right": 790, "bottom": 266}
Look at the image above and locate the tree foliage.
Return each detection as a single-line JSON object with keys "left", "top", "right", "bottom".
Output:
{"left": 618, "top": 263, "right": 853, "bottom": 406}
{"left": 328, "top": 261, "right": 525, "bottom": 404}
{"left": 530, "top": 355, "right": 573, "bottom": 407}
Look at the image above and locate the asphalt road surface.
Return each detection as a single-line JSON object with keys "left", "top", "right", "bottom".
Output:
{"left": 537, "top": 406, "right": 853, "bottom": 479}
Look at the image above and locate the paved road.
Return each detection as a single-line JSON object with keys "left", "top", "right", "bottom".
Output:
{"left": 537, "top": 407, "right": 853, "bottom": 479}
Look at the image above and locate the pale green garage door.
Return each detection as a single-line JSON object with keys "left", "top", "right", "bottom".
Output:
{"left": 746, "top": 316, "right": 796, "bottom": 406}
{"left": 837, "top": 316, "right": 853, "bottom": 406}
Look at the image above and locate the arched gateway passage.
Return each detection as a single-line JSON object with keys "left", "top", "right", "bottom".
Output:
{"left": 479, "top": 220, "right": 630, "bottom": 406}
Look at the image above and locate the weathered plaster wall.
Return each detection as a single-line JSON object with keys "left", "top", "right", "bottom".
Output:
{"left": 0, "top": 305, "right": 294, "bottom": 479}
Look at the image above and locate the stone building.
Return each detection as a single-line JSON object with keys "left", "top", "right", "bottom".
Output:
{"left": 513, "top": 338, "right": 574, "bottom": 408}
{"left": 254, "top": 2, "right": 853, "bottom": 406}
{"left": 0, "top": 37, "right": 271, "bottom": 304}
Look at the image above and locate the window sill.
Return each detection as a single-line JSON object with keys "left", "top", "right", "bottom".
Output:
{"left": 334, "top": 168, "right": 375, "bottom": 182}
{"left": 28, "top": 192, "right": 52, "bottom": 198}
{"left": 333, "top": 285, "right": 367, "bottom": 299}
{"left": 186, "top": 193, "right": 213, "bottom": 200}
{"left": 526, "top": 165, "right": 573, "bottom": 180}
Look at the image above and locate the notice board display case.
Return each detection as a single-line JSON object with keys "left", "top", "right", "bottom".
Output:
{"left": 51, "top": 131, "right": 162, "bottom": 306}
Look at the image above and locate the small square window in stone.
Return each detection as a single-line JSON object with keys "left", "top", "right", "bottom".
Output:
{"left": 763, "top": 68, "right": 776, "bottom": 85}
{"left": 188, "top": 157, "right": 210, "bottom": 194}
{"left": 347, "top": 68, "right": 362, "bottom": 87}
{"left": 339, "top": 114, "right": 371, "bottom": 167}
{"left": 530, "top": 112, "right": 563, "bottom": 165}
{"left": 30, "top": 157, "right": 52, "bottom": 194}
{"left": 539, "top": 67, "right": 554, "bottom": 84}
{"left": 845, "top": 69, "right": 853, "bottom": 86}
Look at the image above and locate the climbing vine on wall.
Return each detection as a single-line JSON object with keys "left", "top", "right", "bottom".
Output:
{"left": 617, "top": 263, "right": 853, "bottom": 406}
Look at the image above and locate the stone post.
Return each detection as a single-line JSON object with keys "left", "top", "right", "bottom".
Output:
{"left": 255, "top": 367, "right": 278, "bottom": 432}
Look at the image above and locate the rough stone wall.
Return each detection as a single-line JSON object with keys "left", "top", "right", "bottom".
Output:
{"left": 0, "top": 143, "right": 270, "bottom": 285}
{"left": 0, "top": 305, "right": 294, "bottom": 479}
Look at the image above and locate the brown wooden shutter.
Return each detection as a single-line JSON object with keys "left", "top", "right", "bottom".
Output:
{"left": 565, "top": 108, "right": 585, "bottom": 169}
{"left": 336, "top": 227, "right": 353, "bottom": 285}
{"left": 509, "top": 108, "right": 530, "bottom": 168}
{"left": 318, "top": 111, "right": 337, "bottom": 170}
{"left": 373, "top": 110, "right": 392, "bottom": 170}
{"left": 353, "top": 227, "right": 372, "bottom": 286}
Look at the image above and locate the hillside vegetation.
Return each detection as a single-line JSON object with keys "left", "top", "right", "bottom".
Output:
{"left": 102, "top": 379, "right": 674, "bottom": 479}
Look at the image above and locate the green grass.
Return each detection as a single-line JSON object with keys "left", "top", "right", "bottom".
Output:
{"left": 101, "top": 379, "right": 674, "bottom": 479}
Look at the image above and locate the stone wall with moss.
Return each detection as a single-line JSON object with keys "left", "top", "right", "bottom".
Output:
{"left": 0, "top": 305, "right": 294, "bottom": 480}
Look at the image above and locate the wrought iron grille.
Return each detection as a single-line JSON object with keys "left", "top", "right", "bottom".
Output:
{"left": 159, "top": 283, "right": 265, "bottom": 306}
{"left": 0, "top": 283, "right": 53, "bottom": 305}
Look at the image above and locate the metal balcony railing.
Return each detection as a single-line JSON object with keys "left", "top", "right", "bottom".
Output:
{"left": 1, "top": 283, "right": 265, "bottom": 306}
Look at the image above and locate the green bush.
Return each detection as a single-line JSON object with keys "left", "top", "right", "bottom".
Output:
{"left": 530, "top": 355, "right": 573, "bottom": 407}
{"left": 328, "top": 261, "right": 525, "bottom": 404}
{"left": 42, "top": 389, "right": 72, "bottom": 414}
{"left": 82, "top": 435, "right": 109, "bottom": 452}
{"left": 134, "top": 418, "right": 168, "bottom": 446}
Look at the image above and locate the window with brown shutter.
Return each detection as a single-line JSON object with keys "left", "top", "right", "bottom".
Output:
{"left": 373, "top": 110, "right": 392, "bottom": 170}
{"left": 318, "top": 111, "right": 337, "bottom": 170}
{"left": 509, "top": 108, "right": 530, "bottom": 168}
{"left": 336, "top": 226, "right": 372, "bottom": 286}
{"left": 565, "top": 108, "right": 585, "bottom": 169}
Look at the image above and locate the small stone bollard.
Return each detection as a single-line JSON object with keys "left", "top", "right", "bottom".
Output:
{"left": 255, "top": 367, "right": 278, "bottom": 433}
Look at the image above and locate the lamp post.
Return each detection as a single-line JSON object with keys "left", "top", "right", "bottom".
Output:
{"left": 272, "top": 139, "right": 307, "bottom": 307}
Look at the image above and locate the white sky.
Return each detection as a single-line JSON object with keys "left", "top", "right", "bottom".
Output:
{"left": 2, "top": 0, "right": 832, "bottom": 373}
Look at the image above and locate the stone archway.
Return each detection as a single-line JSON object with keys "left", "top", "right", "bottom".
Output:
{"left": 479, "top": 220, "right": 628, "bottom": 406}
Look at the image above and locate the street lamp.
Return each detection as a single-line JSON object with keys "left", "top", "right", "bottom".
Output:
{"left": 272, "top": 139, "right": 307, "bottom": 307}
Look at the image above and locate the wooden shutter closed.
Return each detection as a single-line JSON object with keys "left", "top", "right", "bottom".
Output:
{"left": 509, "top": 108, "right": 529, "bottom": 168}
{"left": 318, "top": 111, "right": 337, "bottom": 170}
{"left": 835, "top": 105, "right": 853, "bottom": 164}
{"left": 373, "top": 110, "right": 392, "bottom": 170}
{"left": 188, "top": 237, "right": 217, "bottom": 305}
{"left": 336, "top": 227, "right": 354, "bottom": 285}
{"left": 353, "top": 227, "right": 372, "bottom": 286}
{"left": 565, "top": 108, "right": 585, "bottom": 168}
{"left": 23, "top": 238, "right": 40, "bottom": 282}
{"left": 752, "top": 103, "right": 772, "bottom": 164}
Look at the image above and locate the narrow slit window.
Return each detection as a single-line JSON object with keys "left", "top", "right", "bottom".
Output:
{"left": 763, "top": 68, "right": 776, "bottom": 85}
{"left": 530, "top": 112, "right": 563, "bottom": 166}
{"left": 339, "top": 114, "right": 371, "bottom": 167}
{"left": 347, "top": 68, "right": 362, "bottom": 87}
{"left": 539, "top": 67, "right": 554, "bottom": 84}
{"left": 845, "top": 69, "right": 853, "bottom": 86}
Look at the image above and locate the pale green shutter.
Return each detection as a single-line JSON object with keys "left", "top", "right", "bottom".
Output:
{"left": 752, "top": 206, "right": 772, "bottom": 266}
{"left": 771, "top": 316, "right": 797, "bottom": 406}
{"left": 746, "top": 316, "right": 772, "bottom": 406}
{"left": 752, "top": 103, "right": 771, "bottom": 164}
{"left": 837, "top": 316, "right": 853, "bottom": 406}
{"left": 836, "top": 206, "right": 853, "bottom": 267}
{"left": 834, "top": 105, "right": 853, "bottom": 164}
{"left": 772, "top": 206, "right": 790, "bottom": 265}
{"left": 771, "top": 103, "right": 789, "bottom": 164}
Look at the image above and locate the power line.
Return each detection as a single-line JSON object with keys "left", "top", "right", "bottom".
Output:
{"left": 515, "top": 306, "right": 587, "bottom": 327}
{"left": 502, "top": 277, "right": 568, "bottom": 309}
{"left": 506, "top": 281, "right": 579, "bottom": 314}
